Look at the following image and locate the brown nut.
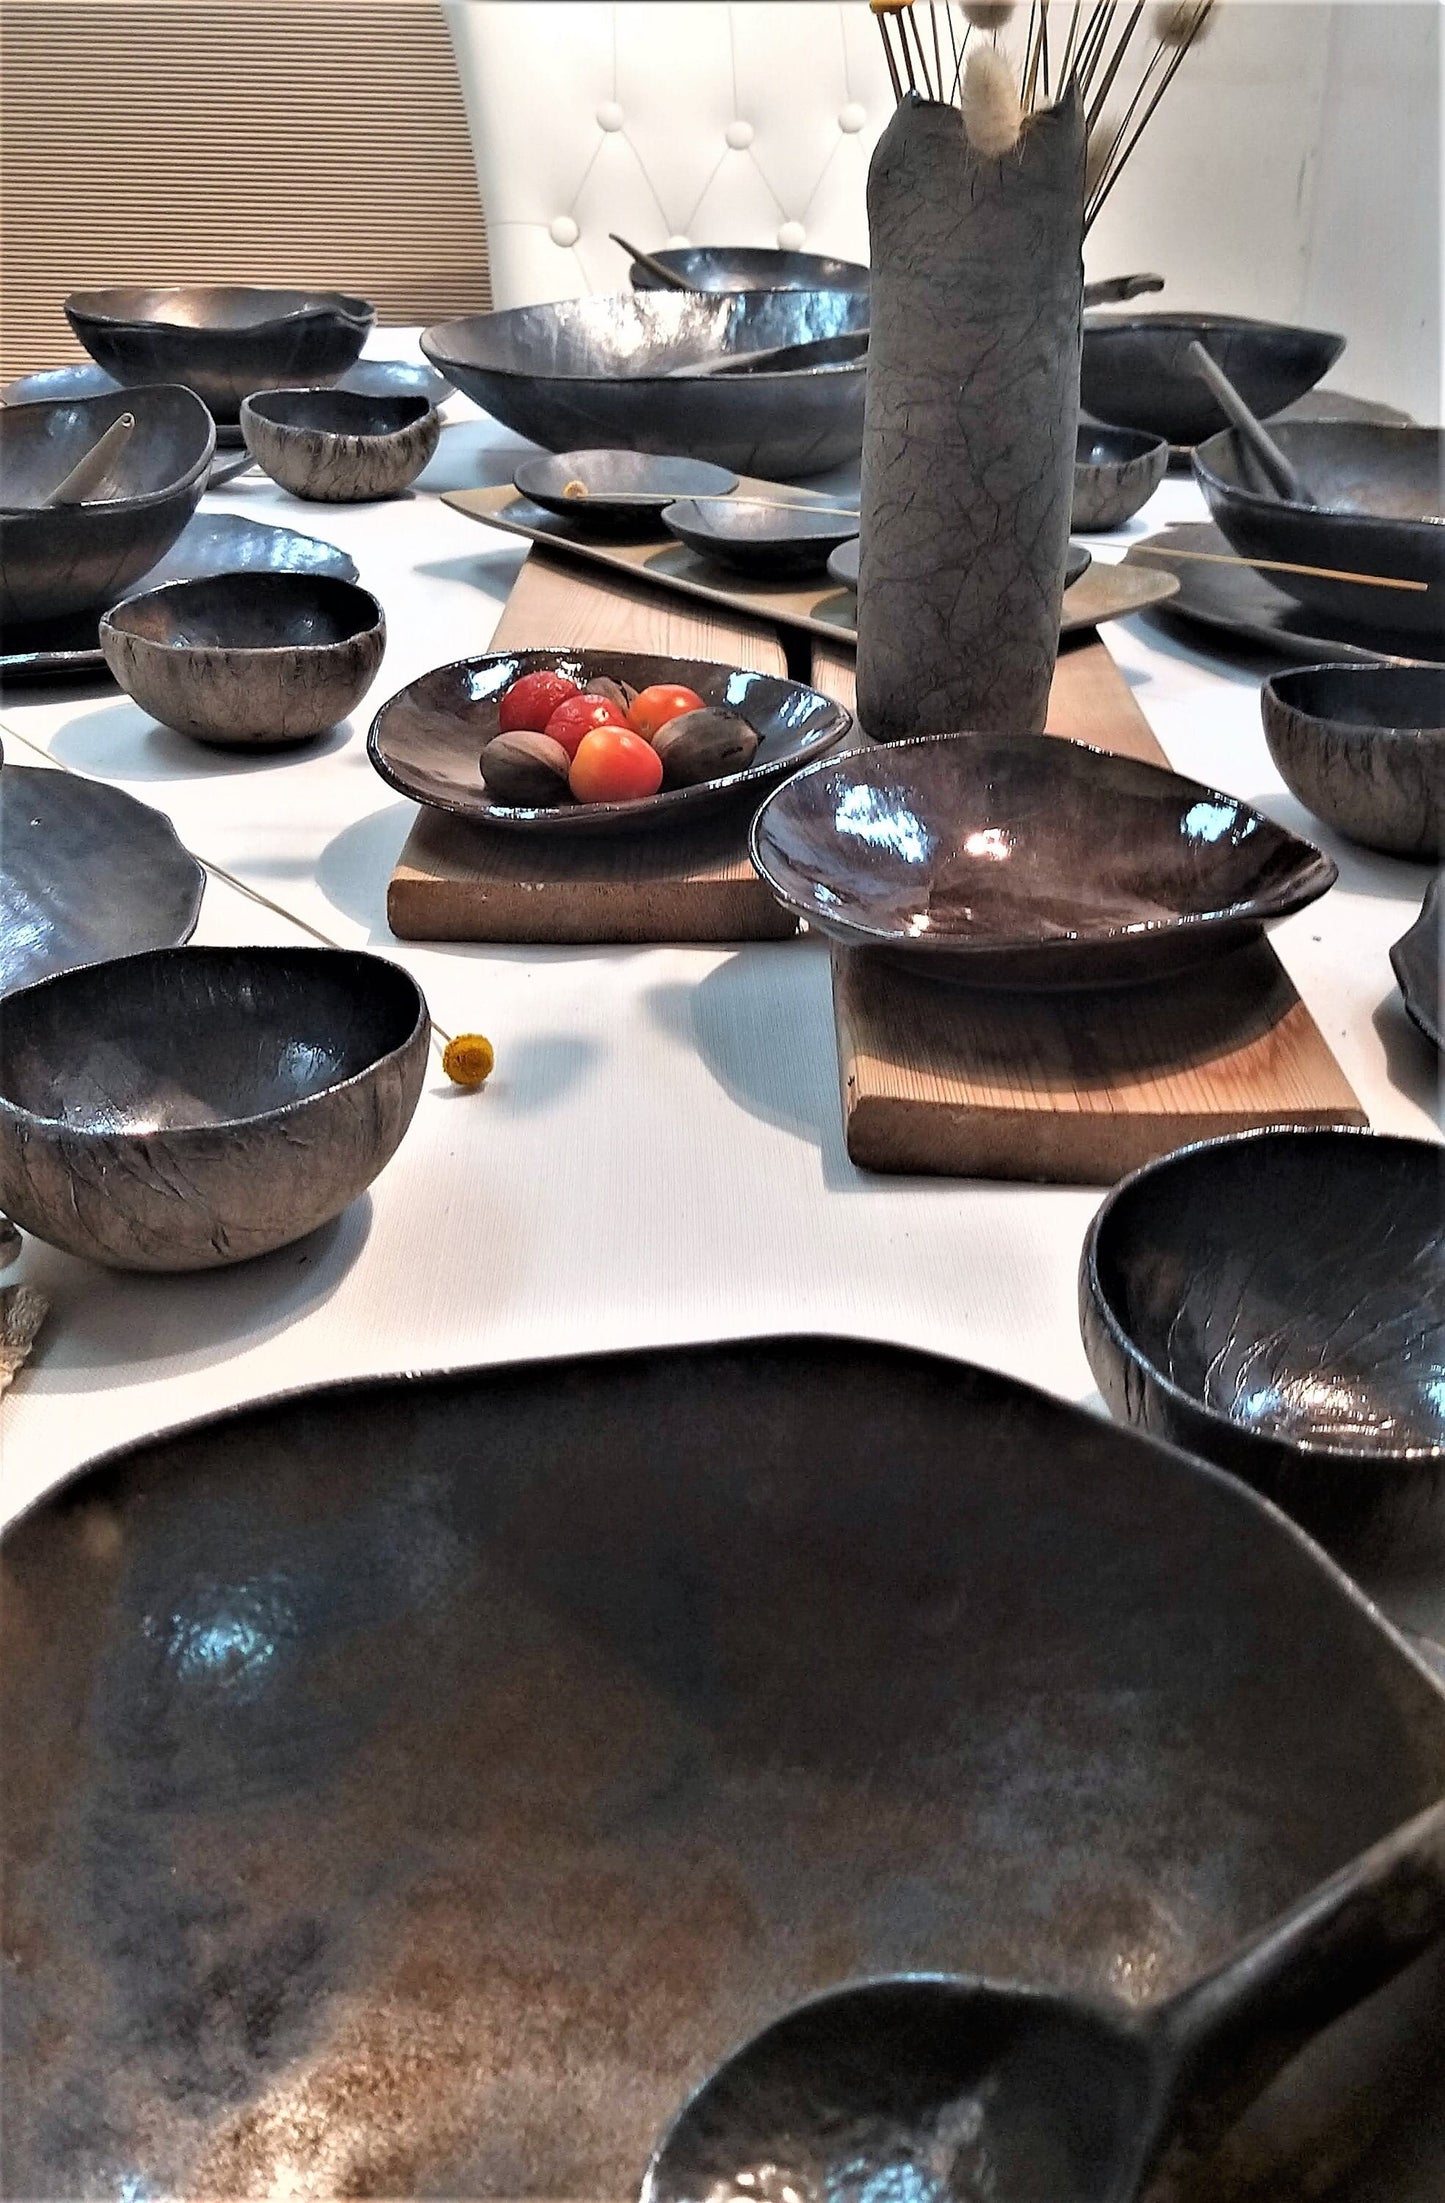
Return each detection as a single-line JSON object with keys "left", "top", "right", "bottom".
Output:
{"left": 480, "top": 729, "right": 572, "bottom": 805}
{"left": 583, "top": 675, "right": 638, "bottom": 714}
{"left": 651, "top": 707, "right": 760, "bottom": 789}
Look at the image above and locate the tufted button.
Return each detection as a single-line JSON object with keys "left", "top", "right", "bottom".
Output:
{"left": 549, "top": 215, "right": 579, "bottom": 247}
{"left": 838, "top": 101, "right": 867, "bottom": 134}
{"left": 776, "top": 220, "right": 806, "bottom": 252}
{"left": 725, "top": 119, "right": 754, "bottom": 150}
{"left": 595, "top": 100, "right": 624, "bottom": 132}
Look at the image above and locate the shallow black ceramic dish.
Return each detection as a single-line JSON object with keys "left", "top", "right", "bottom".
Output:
{"left": 1125, "top": 522, "right": 1445, "bottom": 666}
{"left": 750, "top": 733, "right": 1335, "bottom": 988}
{"left": 1080, "top": 313, "right": 1344, "bottom": 446}
{"left": 0, "top": 384, "right": 214, "bottom": 623}
{"left": 241, "top": 387, "right": 440, "bottom": 501}
{"left": 1262, "top": 664, "right": 1445, "bottom": 859}
{"left": 5, "top": 1339, "right": 1445, "bottom": 2200}
{"left": 1195, "top": 423, "right": 1445, "bottom": 637}
{"left": 369, "top": 646, "right": 850, "bottom": 835}
{"left": 0, "top": 765, "right": 203, "bottom": 995}
{"left": 661, "top": 494, "right": 859, "bottom": 576}
{"left": 0, "top": 511, "right": 361, "bottom": 685}
{"left": 1073, "top": 421, "right": 1169, "bottom": 531}
{"left": 1081, "top": 1129, "right": 1445, "bottom": 1546}
{"left": 0, "top": 944, "right": 426, "bottom": 1269}
{"left": 629, "top": 244, "right": 871, "bottom": 294}
{"left": 512, "top": 448, "right": 739, "bottom": 528}
{"left": 101, "top": 573, "right": 385, "bottom": 748}
{"left": 824, "top": 536, "right": 1090, "bottom": 596}
{"left": 64, "top": 284, "right": 375, "bottom": 421}
{"left": 1392, "top": 875, "right": 1443, "bottom": 1050}
{"left": 420, "top": 290, "right": 869, "bottom": 478}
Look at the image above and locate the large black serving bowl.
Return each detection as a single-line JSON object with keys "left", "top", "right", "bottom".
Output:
{"left": 420, "top": 290, "right": 869, "bottom": 478}
{"left": 0, "top": 384, "right": 214, "bottom": 623}
{"left": 1081, "top": 312, "right": 1344, "bottom": 446}
{"left": 0, "top": 945, "right": 427, "bottom": 1269}
{"left": 65, "top": 285, "right": 376, "bottom": 421}
{"left": 629, "top": 244, "right": 871, "bottom": 295}
{"left": 1080, "top": 1128, "right": 1445, "bottom": 1541}
{"left": 1195, "top": 423, "right": 1445, "bottom": 637}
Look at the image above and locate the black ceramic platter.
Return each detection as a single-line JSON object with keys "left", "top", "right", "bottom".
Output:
{"left": 512, "top": 449, "right": 739, "bottom": 528}
{"left": 0, "top": 764, "right": 203, "bottom": 994}
{"left": 368, "top": 647, "right": 850, "bottom": 836}
{"left": 5, "top": 1337, "right": 1445, "bottom": 2200}
{"left": 0, "top": 511, "right": 360, "bottom": 684}
{"left": 1124, "top": 524, "right": 1445, "bottom": 667}
{"left": 1392, "top": 875, "right": 1443, "bottom": 1050}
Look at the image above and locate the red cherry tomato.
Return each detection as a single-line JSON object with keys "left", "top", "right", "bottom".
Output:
{"left": 627, "top": 683, "right": 706, "bottom": 742}
{"left": 569, "top": 725, "right": 665, "bottom": 804}
{"left": 497, "top": 668, "right": 580, "bottom": 735}
{"left": 542, "top": 692, "right": 628, "bottom": 760}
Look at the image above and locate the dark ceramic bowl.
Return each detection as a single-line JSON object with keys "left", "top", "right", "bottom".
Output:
{"left": 750, "top": 734, "right": 1336, "bottom": 988}
{"left": 0, "top": 945, "right": 427, "bottom": 1269}
{"left": 369, "top": 646, "right": 850, "bottom": 835}
{"left": 661, "top": 495, "right": 859, "bottom": 576}
{"left": 1262, "top": 665, "right": 1445, "bottom": 858}
{"left": 420, "top": 290, "right": 869, "bottom": 478}
{"left": 629, "top": 245, "right": 871, "bottom": 295}
{"left": 824, "top": 537, "right": 1091, "bottom": 600}
{"left": 1080, "top": 1128, "right": 1445, "bottom": 1538}
{"left": 513, "top": 448, "right": 739, "bottom": 529}
{"left": 241, "top": 387, "right": 440, "bottom": 501}
{"left": 1195, "top": 423, "right": 1445, "bottom": 637}
{"left": 0, "top": 384, "right": 214, "bottom": 623}
{"left": 1080, "top": 313, "right": 1344, "bottom": 446}
{"left": 1073, "top": 422, "right": 1170, "bottom": 531}
{"left": 1392, "top": 875, "right": 1442, "bottom": 1049}
{"left": 101, "top": 572, "right": 385, "bottom": 748}
{"left": 65, "top": 285, "right": 375, "bottom": 421}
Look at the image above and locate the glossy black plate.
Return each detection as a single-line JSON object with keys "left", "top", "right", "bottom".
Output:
{"left": 512, "top": 448, "right": 739, "bottom": 527}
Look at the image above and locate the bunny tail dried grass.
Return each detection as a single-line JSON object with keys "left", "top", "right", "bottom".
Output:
{"left": 962, "top": 43, "right": 1023, "bottom": 155}
{"left": 964, "top": 2, "right": 1017, "bottom": 30}
{"left": 1153, "top": 0, "right": 1215, "bottom": 49}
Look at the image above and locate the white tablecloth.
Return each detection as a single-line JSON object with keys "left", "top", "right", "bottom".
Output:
{"left": 1, "top": 340, "right": 1438, "bottom": 1544}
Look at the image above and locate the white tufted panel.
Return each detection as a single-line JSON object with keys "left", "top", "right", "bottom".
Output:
{"left": 440, "top": 1, "right": 894, "bottom": 308}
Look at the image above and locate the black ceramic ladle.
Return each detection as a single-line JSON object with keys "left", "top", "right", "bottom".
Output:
{"left": 644, "top": 1796, "right": 1445, "bottom": 2203}
{"left": 1188, "top": 338, "right": 1311, "bottom": 502}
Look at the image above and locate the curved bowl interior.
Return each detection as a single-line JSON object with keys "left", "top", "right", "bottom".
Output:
{"left": 631, "top": 245, "right": 870, "bottom": 292}
{"left": 245, "top": 388, "right": 432, "bottom": 439}
{"left": 1073, "top": 422, "right": 1169, "bottom": 529}
{"left": 513, "top": 449, "right": 739, "bottom": 515}
{"left": 1080, "top": 313, "right": 1345, "bottom": 444}
{"left": 368, "top": 647, "right": 849, "bottom": 834}
{"left": 1088, "top": 1131, "right": 1445, "bottom": 1464}
{"left": 67, "top": 287, "right": 376, "bottom": 418}
{"left": 1076, "top": 422, "right": 1168, "bottom": 472}
{"left": 106, "top": 571, "right": 382, "bottom": 653}
{"left": 66, "top": 284, "right": 374, "bottom": 333}
{"left": 1266, "top": 663, "right": 1445, "bottom": 732}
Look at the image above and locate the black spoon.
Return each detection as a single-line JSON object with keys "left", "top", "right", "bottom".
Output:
{"left": 1188, "top": 338, "right": 1312, "bottom": 502}
{"left": 644, "top": 1795, "right": 1445, "bottom": 2203}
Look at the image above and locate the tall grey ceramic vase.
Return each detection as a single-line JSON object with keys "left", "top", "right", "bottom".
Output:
{"left": 857, "top": 89, "right": 1086, "bottom": 741}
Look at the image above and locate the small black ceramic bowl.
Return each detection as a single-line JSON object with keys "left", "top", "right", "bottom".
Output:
{"left": 0, "top": 945, "right": 428, "bottom": 1270}
{"left": 101, "top": 572, "right": 385, "bottom": 748}
{"left": 0, "top": 384, "right": 214, "bottom": 623}
{"left": 1262, "top": 664, "right": 1445, "bottom": 859}
{"left": 65, "top": 285, "right": 375, "bottom": 421}
{"left": 1072, "top": 422, "right": 1169, "bottom": 532}
{"left": 662, "top": 495, "right": 858, "bottom": 577}
{"left": 513, "top": 448, "right": 739, "bottom": 529}
{"left": 241, "top": 387, "right": 440, "bottom": 501}
{"left": 1080, "top": 1127, "right": 1445, "bottom": 1540}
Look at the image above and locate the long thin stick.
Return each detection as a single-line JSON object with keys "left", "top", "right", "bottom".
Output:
{"left": 1134, "top": 545, "right": 1429, "bottom": 595}
{"left": 1084, "top": 0, "right": 1146, "bottom": 135}
{"left": 1086, "top": 18, "right": 1203, "bottom": 228}
{"left": 876, "top": 11, "right": 905, "bottom": 102}
{"left": 945, "top": 1, "right": 962, "bottom": 100}
{"left": 929, "top": 1, "right": 945, "bottom": 102}
{"left": 902, "top": 4, "right": 932, "bottom": 96}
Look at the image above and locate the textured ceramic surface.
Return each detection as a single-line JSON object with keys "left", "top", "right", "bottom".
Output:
{"left": 1073, "top": 421, "right": 1169, "bottom": 531}
{"left": 1195, "top": 424, "right": 1445, "bottom": 637}
{"left": 101, "top": 573, "right": 385, "bottom": 747}
{"left": 0, "top": 945, "right": 426, "bottom": 1269}
{"left": 241, "top": 387, "right": 440, "bottom": 502}
{"left": 0, "top": 384, "right": 213, "bottom": 622}
{"left": 661, "top": 494, "right": 858, "bottom": 576}
{"left": 1262, "top": 665, "right": 1445, "bottom": 858}
{"left": 1081, "top": 1129, "right": 1445, "bottom": 1539}
{"left": 420, "top": 290, "right": 869, "bottom": 478}
{"left": 64, "top": 285, "right": 375, "bottom": 420}
{"left": 0, "top": 764, "right": 203, "bottom": 995}
{"left": 369, "top": 646, "right": 850, "bottom": 835}
{"left": 1392, "top": 875, "right": 1443, "bottom": 1050}
{"left": 4, "top": 354, "right": 451, "bottom": 416}
{"left": 1080, "top": 314, "right": 1344, "bottom": 446}
{"left": 4, "top": 1337, "right": 1445, "bottom": 2200}
{"left": 512, "top": 448, "right": 739, "bottom": 527}
{"left": 750, "top": 734, "right": 1336, "bottom": 988}
{"left": 629, "top": 244, "right": 871, "bottom": 294}
{"left": 0, "top": 511, "right": 362, "bottom": 685}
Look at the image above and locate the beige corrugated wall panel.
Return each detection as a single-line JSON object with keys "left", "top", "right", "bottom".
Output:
{"left": 0, "top": 0, "right": 492, "bottom": 377}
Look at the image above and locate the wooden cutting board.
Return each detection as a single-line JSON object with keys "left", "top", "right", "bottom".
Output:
{"left": 387, "top": 551, "right": 799, "bottom": 944}
{"left": 809, "top": 635, "right": 1367, "bottom": 1181}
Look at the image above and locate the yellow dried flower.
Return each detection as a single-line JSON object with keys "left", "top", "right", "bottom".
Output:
{"left": 562, "top": 479, "right": 589, "bottom": 498}
{"left": 443, "top": 1033, "right": 495, "bottom": 1086}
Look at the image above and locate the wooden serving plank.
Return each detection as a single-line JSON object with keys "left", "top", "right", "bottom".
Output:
{"left": 387, "top": 549, "right": 799, "bottom": 944}
{"left": 808, "top": 635, "right": 1368, "bottom": 1181}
